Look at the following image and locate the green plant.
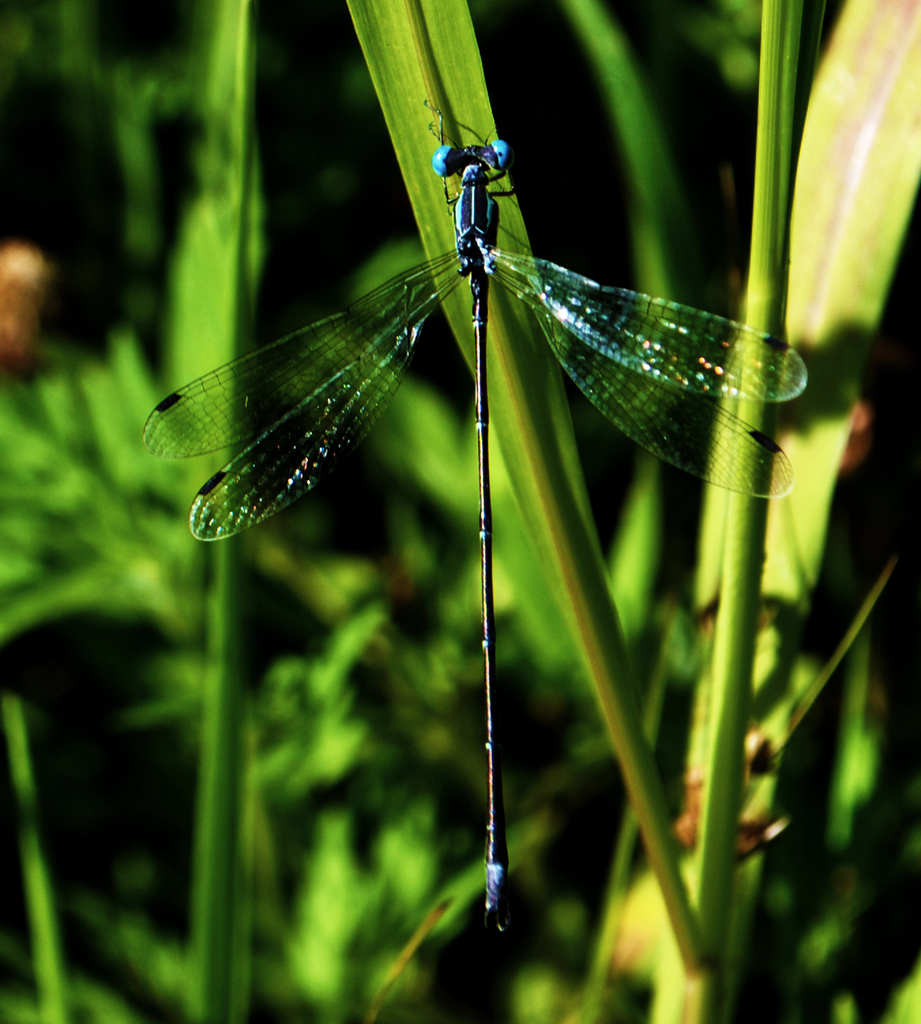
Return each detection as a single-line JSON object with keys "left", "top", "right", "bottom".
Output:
{"left": 1, "top": 0, "right": 919, "bottom": 1022}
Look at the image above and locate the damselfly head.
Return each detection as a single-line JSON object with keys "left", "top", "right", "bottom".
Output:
{"left": 432, "top": 140, "right": 514, "bottom": 180}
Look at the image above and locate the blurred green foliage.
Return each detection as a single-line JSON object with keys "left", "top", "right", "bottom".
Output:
{"left": 0, "top": 1, "right": 920, "bottom": 1023}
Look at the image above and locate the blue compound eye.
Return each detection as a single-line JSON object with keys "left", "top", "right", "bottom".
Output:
{"left": 432, "top": 145, "right": 453, "bottom": 177}
{"left": 490, "top": 140, "right": 514, "bottom": 171}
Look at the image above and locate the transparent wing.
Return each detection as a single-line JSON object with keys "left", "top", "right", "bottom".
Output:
{"left": 491, "top": 249, "right": 806, "bottom": 496}
{"left": 491, "top": 249, "right": 806, "bottom": 401}
{"left": 144, "top": 252, "right": 463, "bottom": 538}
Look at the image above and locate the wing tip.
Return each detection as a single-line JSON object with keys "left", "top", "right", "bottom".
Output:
{"left": 155, "top": 391, "right": 183, "bottom": 414}
{"left": 189, "top": 472, "right": 233, "bottom": 541}
{"left": 197, "top": 470, "right": 227, "bottom": 497}
{"left": 144, "top": 392, "right": 185, "bottom": 455}
{"left": 747, "top": 430, "right": 796, "bottom": 499}
{"left": 763, "top": 332, "right": 788, "bottom": 352}
{"left": 750, "top": 428, "right": 781, "bottom": 454}
{"left": 190, "top": 475, "right": 254, "bottom": 541}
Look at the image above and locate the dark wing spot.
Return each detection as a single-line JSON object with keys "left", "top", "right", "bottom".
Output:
{"left": 750, "top": 429, "right": 782, "bottom": 453}
{"left": 763, "top": 334, "right": 788, "bottom": 352}
{"left": 155, "top": 392, "right": 183, "bottom": 413}
{"left": 198, "top": 470, "right": 227, "bottom": 496}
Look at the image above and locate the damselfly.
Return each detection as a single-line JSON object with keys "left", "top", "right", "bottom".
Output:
{"left": 145, "top": 124, "right": 806, "bottom": 932}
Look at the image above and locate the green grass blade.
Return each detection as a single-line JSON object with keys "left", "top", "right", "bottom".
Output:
{"left": 691, "top": 0, "right": 810, "bottom": 1018}
{"left": 689, "top": 0, "right": 921, "bottom": 1015}
{"left": 786, "top": 555, "right": 897, "bottom": 741}
{"left": 768, "top": 0, "right": 921, "bottom": 599}
{"left": 2, "top": 692, "right": 70, "bottom": 1024}
{"left": 165, "top": 1, "right": 260, "bottom": 387}
{"left": 163, "top": 2, "right": 258, "bottom": 1021}
{"left": 348, "top": 0, "right": 702, "bottom": 967}
{"left": 608, "top": 454, "right": 664, "bottom": 647}
{"left": 881, "top": 938, "right": 921, "bottom": 1023}
{"left": 190, "top": 541, "right": 250, "bottom": 1024}
{"left": 579, "top": 604, "right": 673, "bottom": 1024}
{"left": 556, "top": 0, "right": 700, "bottom": 300}
{"left": 748, "top": 0, "right": 921, "bottom": 911}
{"left": 825, "top": 627, "right": 878, "bottom": 850}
